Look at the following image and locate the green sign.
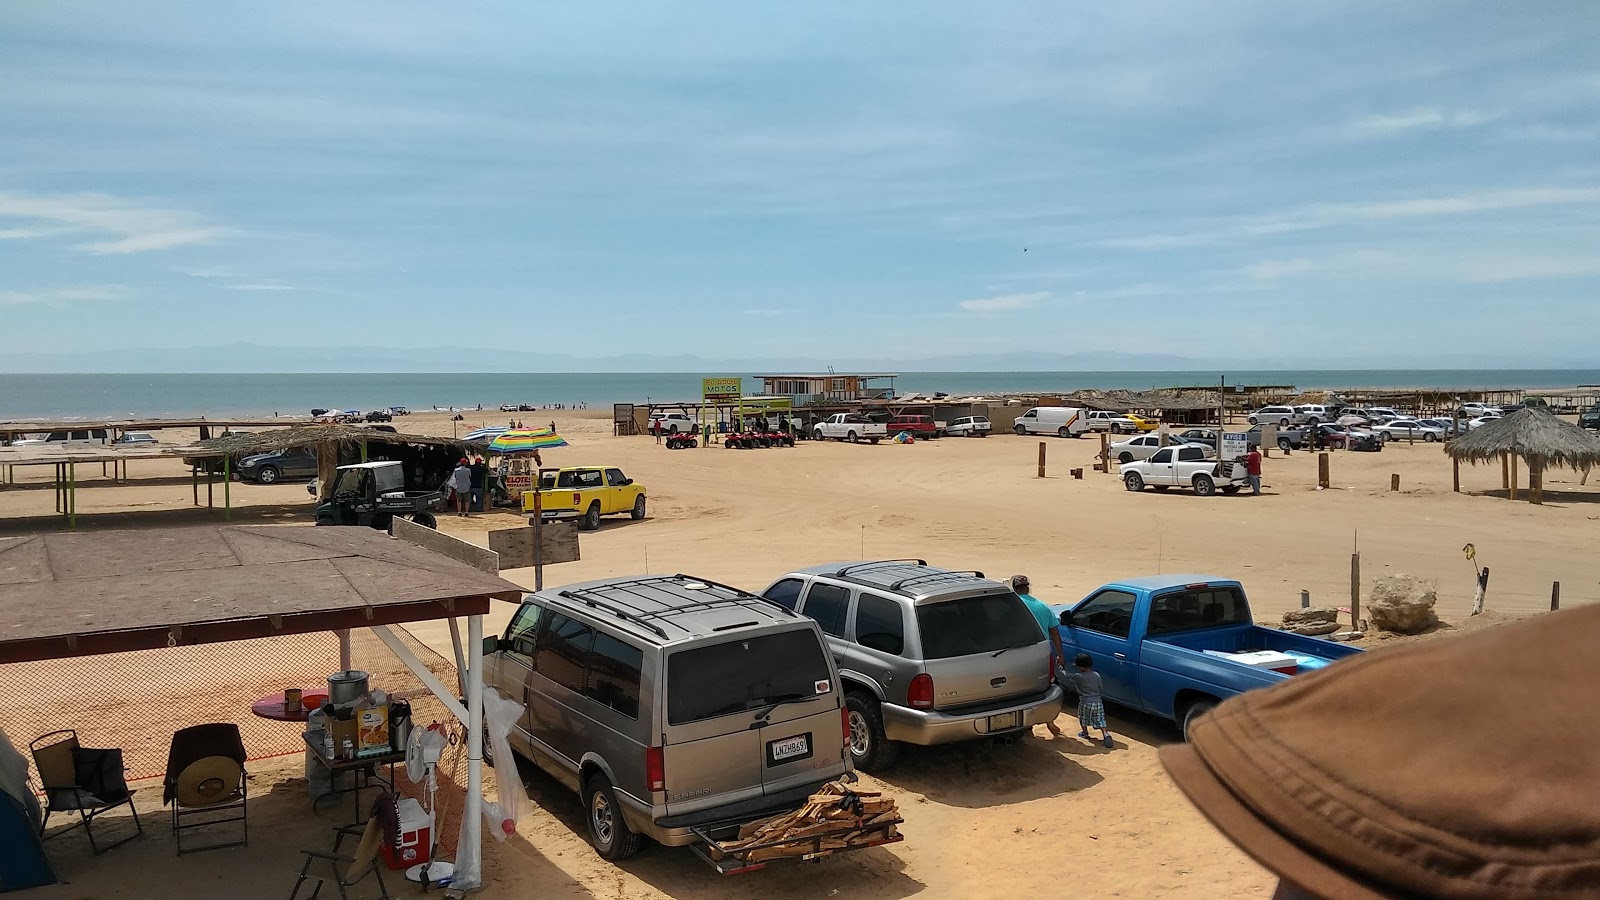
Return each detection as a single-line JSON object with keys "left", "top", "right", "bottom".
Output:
{"left": 702, "top": 377, "right": 742, "bottom": 399}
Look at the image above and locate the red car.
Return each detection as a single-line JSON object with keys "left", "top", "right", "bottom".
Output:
{"left": 886, "top": 415, "right": 940, "bottom": 439}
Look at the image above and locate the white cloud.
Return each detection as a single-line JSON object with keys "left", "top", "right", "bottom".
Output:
{"left": 1343, "top": 107, "right": 1497, "bottom": 139}
{"left": 0, "top": 191, "right": 233, "bottom": 255}
{"left": 0, "top": 285, "right": 128, "bottom": 305}
{"left": 225, "top": 282, "right": 295, "bottom": 291}
{"left": 959, "top": 291, "right": 1048, "bottom": 313}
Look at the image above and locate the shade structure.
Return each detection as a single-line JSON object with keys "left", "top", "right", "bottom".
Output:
{"left": 487, "top": 428, "right": 569, "bottom": 454}
{"left": 1444, "top": 408, "right": 1600, "bottom": 504}
{"left": 463, "top": 426, "right": 509, "bottom": 442}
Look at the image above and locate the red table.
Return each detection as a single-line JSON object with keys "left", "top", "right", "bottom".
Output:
{"left": 251, "top": 691, "right": 328, "bottom": 722}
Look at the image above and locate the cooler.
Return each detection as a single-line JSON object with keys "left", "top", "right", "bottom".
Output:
{"left": 1203, "top": 649, "right": 1299, "bottom": 675}
{"left": 382, "top": 798, "right": 431, "bottom": 870}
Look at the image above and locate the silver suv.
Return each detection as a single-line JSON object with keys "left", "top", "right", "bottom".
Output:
{"left": 759, "top": 561, "right": 1063, "bottom": 771}
{"left": 485, "top": 574, "right": 849, "bottom": 861}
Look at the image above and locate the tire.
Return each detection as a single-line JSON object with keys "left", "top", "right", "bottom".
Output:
{"left": 1221, "top": 485, "right": 1241, "bottom": 495}
{"left": 1058, "top": 427, "right": 1070, "bottom": 438}
{"left": 845, "top": 692, "right": 900, "bottom": 772}
{"left": 1305, "top": 417, "right": 1319, "bottom": 427}
{"left": 630, "top": 496, "right": 646, "bottom": 520}
{"left": 1424, "top": 432, "right": 1438, "bottom": 442}
{"left": 1278, "top": 418, "right": 1290, "bottom": 427}
{"left": 1014, "top": 424, "right": 1027, "bottom": 435}
{"left": 583, "top": 773, "right": 643, "bottom": 861}
{"left": 1181, "top": 699, "right": 1219, "bottom": 742}
{"left": 411, "top": 512, "right": 437, "bottom": 529}
{"left": 256, "top": 466, "right": 280, "bottom": 484}
{"left": 372, "top": 514, "right": 394, "bottom": 532}
{"left": 1123, "top": 472, "right": 1145, "bottom": 492}
{"left": 581, "top": 502, "right": 601, "bottom": 531}
{"left": 1118, "top": 452, "right": 1134, "bottom": 464}
{"left": 1278, "top": 438, "right": 1293, "bottom": 451}
{"left": 667, "top": 425, "right": 680, "bottom": 434}
{"left": 1192, "top": 474, "right": 1216, "bottom": 496}
{"left": 315, "top": 517, "right": 335, "bottom": 527}
{"left": 1247, "top": 416, "right": 1258, "bottom": 426}
{"left": 847, "top": 430, "right": 858, "bottom": 443}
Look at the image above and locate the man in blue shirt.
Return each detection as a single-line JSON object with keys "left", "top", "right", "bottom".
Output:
{"left": 1012, "top": 575, "right": 1065, "bottom": 738}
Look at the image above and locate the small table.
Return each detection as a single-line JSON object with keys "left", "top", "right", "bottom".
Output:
{"left": 251, "top": 691, "right": 328, "bottom": 722}
{"left": 303, "top": 732, "right": 405, "bottom": 819}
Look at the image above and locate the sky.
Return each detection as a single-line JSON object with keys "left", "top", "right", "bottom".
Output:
{"left": 2, "top": 1, "right": 1599, "bottom": 367}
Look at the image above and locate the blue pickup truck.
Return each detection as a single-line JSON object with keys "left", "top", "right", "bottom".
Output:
{"left": 1051, "top": 575, "right": 1363, "bottom": 738}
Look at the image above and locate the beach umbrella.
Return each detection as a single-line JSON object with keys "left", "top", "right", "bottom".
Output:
{"left": 463, "top": 426, "right": 509, "bottom": 442}
{"left": 488, "top": 428, "right": 569, "bottom": 454}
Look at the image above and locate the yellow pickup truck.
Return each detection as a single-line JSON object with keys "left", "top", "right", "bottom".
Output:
{"left": 521, "top": 466, "right": 647, "bottom": 530}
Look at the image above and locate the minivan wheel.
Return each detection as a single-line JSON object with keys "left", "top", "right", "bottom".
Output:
{"left": 845, "top": 692, "right": 899, "bottom": 772}
{"left": 584, "top": 773, "right": 642, "bottom": 861}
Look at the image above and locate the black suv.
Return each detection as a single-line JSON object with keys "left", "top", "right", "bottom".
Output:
{"left": 1580, "top": 405, "right": 1600, "bottom": 430}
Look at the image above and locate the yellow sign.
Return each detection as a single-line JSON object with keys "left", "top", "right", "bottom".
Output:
{"left": 702, "top": 377, "right": 742, "bottom": 399}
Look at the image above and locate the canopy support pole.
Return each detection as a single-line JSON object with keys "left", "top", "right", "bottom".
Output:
{"left": 338, "top": 630, "right": 353, "bottom": 670}
{"left": 223, "top": 453, "right": 231, "bottom": 520}
{"left": 448, "top": 618, "right": 468, "bottom": 696}
{"left": 462, "top": 614, "right": 485, "bottom": 889}
{"left": 1509, "top": 454, "right": 1519, "bottom": 501}
{"left": 68, "top": 462, "right": 76, "bottom": 530}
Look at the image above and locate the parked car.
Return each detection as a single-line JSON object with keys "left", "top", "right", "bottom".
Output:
{"left": 1420, "top": 418, "right": 1470, "bottom": 437}
{"left": 1580, "top": 404, "right": 1600, "bottom": 430}
{"left": 500, "top": 403, "right": 520, "bottom": 412}
{"left": 1082, "top": 410, "right": 1141, "bottom": 434}
{"left": 236, "top": 448, "right": 318, "bottom": 484}
{"left": 1122, "top": 414, "right": 1161, "bottom": 432}
{"left": 944, "top": 415, "right": 992, "bottom": 437}
{"left": 1051, "top": 576, "right": 1362, "bottom": 739}
{"left": 1247, "top": 406, "right": 1297, "bottom": 427}
{"left": 1364, "top": 407, "right": 1405, "bottom": 422}
{"left": 1293, "top": 404, "right": 1330, "bottom": 425}
{"left": 649, "top": 411, "right": 697, "bottom": 435}
{"left": 1175, "top": 428, "right": 1221, "bottom": 452}
{"left": 389, "top": 406, "right": 411, "bottom": 416}
{"left": 1467, "top": 416, "right": 1502, "bottom": 431}
{"left": 813, "top": 414, "right": 886, "bottom": 444}
{"left": 313, "top": 460, "right": 446, "bottom": 529}
{"left": 1245, "top": 424, "right": 1305, "bottom": 451}
{"left": 365, "top": 410, "right": 392, "bottom": 423}
{"left": 114, "top": 431, "right": 159, "bottom": 445}
{"left": 14, "top": 428, "right": 110, "bottom": 448}
{"left": 1120, "top": 445, "right": 1250, "bottom": 496}
{"left": 1011, "top": 406, "right": 1089, "bottom": 438}
{"left": 885, "top": 415, "right": 940, "bottom": 439}
{"left": 1109, "top": 434, "right": 1209, "bottom": 464}
{"left": 1457, "top": 402, "right": 1498, "bottom": 418}
{"left": 485, "top": 574, "right": 851, "bottom": 862}
{"left": 1311, "top": 424, "right": 1382, "bottom": 452}
{"left": 1372, "top": 419, "right": 1445, "bottom": 442}
{"left": 523, "top": 465, "right": 646, "bottom": 530}
{"left": 760, "top": 561, "right": 1063, "bottom": 771}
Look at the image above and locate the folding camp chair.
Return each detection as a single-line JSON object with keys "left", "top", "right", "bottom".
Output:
{"left": 164, "top": 723, "right": 248, "bottom": 854}
{"left": 289, "top": 795, "right": 393, "bottom": 900}
{"left": 29, "top": 729, "right": 143, "bottom": 855}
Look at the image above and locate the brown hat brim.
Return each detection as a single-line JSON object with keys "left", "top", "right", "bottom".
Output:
{"left": 1160, "top": 743, "right": 1392, "bottom": 900}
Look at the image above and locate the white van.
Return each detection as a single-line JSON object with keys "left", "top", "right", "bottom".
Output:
{"left": 14, "top": 428, "right": 111, "bottom": 448}
{"left": 1011, "top": 406, "right": 1089, "bottom": 438}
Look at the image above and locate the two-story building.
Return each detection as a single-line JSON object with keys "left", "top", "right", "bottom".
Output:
{"left": 753, "top": 373, "right": 898, "bottom": 405}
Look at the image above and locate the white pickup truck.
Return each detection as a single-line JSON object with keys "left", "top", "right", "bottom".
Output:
{"left": 1082, "top": 410, "right": 1140, "bottom": 434}
{"left": 813, "top": 414, "right": 886, "bottom": 444}
{"left": 1120, "top": 444, "right": 1250, "bottom": 496}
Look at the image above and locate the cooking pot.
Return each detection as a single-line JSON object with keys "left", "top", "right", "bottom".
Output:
{"left": 327, "top": 670, "right": 370, "bottom": 706}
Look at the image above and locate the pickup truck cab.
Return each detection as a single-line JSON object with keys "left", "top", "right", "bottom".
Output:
{"left": 813, "top": 414, "right": 886, "bottom": 444}
{"left": 1121, "top": 445, "right": 1248, "bottom": 495}
{"left": 1053, "top": 576, "right": 1362, "bottom": 738}
{"left": 523, "top": 466, "right": 647, "bottom": 530}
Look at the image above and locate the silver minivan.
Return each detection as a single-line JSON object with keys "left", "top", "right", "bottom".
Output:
{"left": 760, "top": 561, "right": 1063, "bottom": 770}
{"left": 485, "top": 574, "right": 850, "bottom": 861}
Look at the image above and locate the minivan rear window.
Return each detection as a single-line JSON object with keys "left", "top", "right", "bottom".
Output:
{"left": 667, "top": 630, "right": 832, "bottom": 725}
{"left": 916, "top": 593, "right": 1041, "bottom": 659}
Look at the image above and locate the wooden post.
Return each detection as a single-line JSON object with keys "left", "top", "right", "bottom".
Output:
{"left": 1470, "top": 567, "right": 1490, "bottom": 616}
{"left": 1390, "top": 473, "right": 1400, "bottom": 492}
{"left": 1037, "top": 442, "right": 1046, "bottom": 479}
{"left": 1551, "top": 581, "right": 1561, "bottom": 611}
{"left": 1318, "top": 452, "right": 1330, "bottom": 489}
{"left": 1452, "top": 456, "right": 1460, "bottom": 493}
{"left": 1099, "top": 432, "right": 1110, "bottom": 475}
{"left": 1509, "top": 454, "right": 1519, "bottom": 500}
{"left": 1530, "top": 460, "right": 1543, "bottom": 505}
{"left": 1350, "top": 552, "right": 1361, "bottom": 628}
{"left": 532, "top": 490, "right": 545, "bottom": 591}
{"left": 317, "top": 440, "right": 339, "bottom": 502}
{"left": 1501, "top": 452, "right": 1510, "bottom": 491}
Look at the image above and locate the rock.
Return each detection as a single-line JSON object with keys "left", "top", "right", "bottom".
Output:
{"left": 1282, "top": 621, "right": 1341, "bottom": 636}
{"left": 1282, "top": 607, "right": 1339, "bottom": 626}
{"left": 1367, "top": 575, "right": 1439, "bottom": 635}
{"left": 1331, "top": 631, "right": 1365, "bottom": 642}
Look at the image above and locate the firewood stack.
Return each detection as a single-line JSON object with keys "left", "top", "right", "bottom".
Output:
{"left": 715, "top": 780, "right": 903, "bottom": 862}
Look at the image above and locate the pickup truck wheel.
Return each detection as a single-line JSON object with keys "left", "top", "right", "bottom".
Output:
{"left": 1278, "top": 437, "right": 1293, "bottom": 451}
{"left": 845, "top": 692, "right": 899, "bottom": 771}
{"left": 630, "top": 496, "right": 646, "bottom": 520}
{"left": 1123, "top": 472, "right": 1145, "bottom": 492}
{"left": 1118, "top": 452, "right": 1134, "bottom": 464}
{"left": 1192, "top": 474, "right": 1217, "bottom": 496}
{"left": 584, "top": 773, "right": 643, "bottom": 861}
{"left": 256, "top": 466, "right": 280, "bottom": 484}
{"left": 1181, "top": 700, "right": 1218, "bottom": 741}
{"left": 411, "top": 512, "right": 437, "bottom": 529}
{"left": 847, "top": 430, "right": 858, "bottom": 443}
{"left": 581, "top": 502, "right": 601, "bottom": 531}
{"left": 1014, "top": 424, "right": 1027, "bottom": 435}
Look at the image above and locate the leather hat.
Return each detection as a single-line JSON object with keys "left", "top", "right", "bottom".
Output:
{"left": 1162, "top": 604, "right": 1600, "bottom": 899}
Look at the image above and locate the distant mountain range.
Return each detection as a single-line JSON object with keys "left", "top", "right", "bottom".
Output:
{"left": 0, "top": 343, "right": 1591, "bottom": 373}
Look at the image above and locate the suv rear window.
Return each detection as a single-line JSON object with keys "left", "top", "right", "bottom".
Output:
{"left": 667, "top": 630, "right": 832, "bottom": 725}
{"left": 915, "top": 593, "right": 1041, "bottom": 659}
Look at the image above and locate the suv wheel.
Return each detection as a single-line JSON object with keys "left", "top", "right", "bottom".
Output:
{"left": 845, "top": 691, "right": 899, "bottom": 771}
{"left": 630, "top": 495, "right": 646, "bottom": 520}
{"left": 581, "top": 502, "right": 602, "bottom": 531}
{"left": 584, "top": 773, "right": 643, "bottom": 860}
{"left": 256, "top": 466, "right": 280, "bottom": 484}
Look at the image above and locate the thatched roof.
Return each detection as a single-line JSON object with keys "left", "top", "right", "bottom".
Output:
{"left": 197, "top": 424, "right": 486, "bottom": 456}
{"left": 1444, "top": 409, "right": 1600, "bottom": 470}
{"left": 1062, "top": 389, "right": 1218, "bottom": 412}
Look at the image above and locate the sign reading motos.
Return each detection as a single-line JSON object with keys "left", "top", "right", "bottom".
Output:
{"left": 702, "top": 377, "right": 742, "bottom": 399}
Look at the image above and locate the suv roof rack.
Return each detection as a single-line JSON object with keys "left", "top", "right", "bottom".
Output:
{"left": 888, "top": 569, "right": 987, "bottom": 592}
{"left": 555, "top": 574, "right": 795, "bottom": 643}
{"left": 831, "top": 559, "right": 927, "bottom": 577}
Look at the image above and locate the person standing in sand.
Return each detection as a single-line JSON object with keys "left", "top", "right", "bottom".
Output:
{"left": 1066, "top": 653, "right": 1113, "bottom": 748}
{"left": 1012, "top": 575, "right": 1065, "bottom": 738}
{"left": 469, "top": 457, "right": 488, "bottom": 512}
{"left": 1245, "top": 446, "right": 1263, "bottom": 495}
{"left": 445, "top": 458, "right": 472, "bottom": 517}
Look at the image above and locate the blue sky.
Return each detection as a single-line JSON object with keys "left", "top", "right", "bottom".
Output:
{"left": 2, "top": 1, "right": 1598, "bottom": 366}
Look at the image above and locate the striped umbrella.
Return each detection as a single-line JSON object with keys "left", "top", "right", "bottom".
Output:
{"left": 487, "top": 428, "right": 569, "bottom": 454}
{"left": 463, "top": 426, "right": 509, "bottom": 442}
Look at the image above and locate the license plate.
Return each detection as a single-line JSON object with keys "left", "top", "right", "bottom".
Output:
{"left": 987, "top": 712, "right": 1020, "bottom": 732}
{"left": 766, "top": 733, "right": 812, "bottom": 766}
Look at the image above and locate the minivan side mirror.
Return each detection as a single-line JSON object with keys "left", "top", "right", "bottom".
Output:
{"left": 482, "top": 636, "right": 501, "bottom": 655}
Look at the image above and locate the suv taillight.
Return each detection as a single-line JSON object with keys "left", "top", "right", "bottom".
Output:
{"left": 646, "top": 746, "right": 665, "bottom": 792}
{"left": 908, "top": 673, "right": 934, "bottom": 709}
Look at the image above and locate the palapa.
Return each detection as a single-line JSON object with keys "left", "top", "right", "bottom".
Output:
{"left": 1444, "top": 408, "right": 1600, "bottom": 504}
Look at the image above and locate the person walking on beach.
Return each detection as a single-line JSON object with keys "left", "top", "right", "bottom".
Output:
{"left": 1245, "top": 446, "right": 1263, "bottom": 495}
{"left": 1066, "top": 653, "right": 1113, "bottom": 748}
{"left": 446, "top": 458, "right": 472, "bottom": 517}
{"left": 468, "top": 456, "right": 488, "bottom": 512}
{"left": 1012, "top": 575, "right": 1065, "bottom": 738}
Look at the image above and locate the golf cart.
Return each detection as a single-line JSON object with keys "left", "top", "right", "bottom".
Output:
{"left": 313, "top": 460, "right": 447, "bottom": 530}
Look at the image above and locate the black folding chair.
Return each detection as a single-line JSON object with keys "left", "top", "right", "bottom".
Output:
{"left": 29, "top": 729, "right": 143, "bottom": 855}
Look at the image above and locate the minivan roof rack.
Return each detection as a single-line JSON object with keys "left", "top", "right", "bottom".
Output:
{"left": 832, "top": 559, "right": 927, "bottom": 577}
{"left": 555, "top": 574, "right": 795, "bottom": 644}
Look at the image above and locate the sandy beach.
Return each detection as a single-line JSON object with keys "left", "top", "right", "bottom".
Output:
{"left": 3, "top": 408, "right": 1594, "bottom": 899}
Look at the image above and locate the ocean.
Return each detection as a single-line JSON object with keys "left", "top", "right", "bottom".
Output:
{"left": 2, "top": 371, "right": 1598, "bottom": 420}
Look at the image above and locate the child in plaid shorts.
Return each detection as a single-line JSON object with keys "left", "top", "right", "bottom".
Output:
{"left": 1066, "top": 653, "right": 1113, "bottom": 748}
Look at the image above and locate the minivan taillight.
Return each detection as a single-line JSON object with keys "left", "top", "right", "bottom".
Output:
{"left": 841, "top": 706, "right": 851, "bottom": 744}
{"left": 908, "top": 673, "right": 934, "bottom": 709}
{"left": 646, "top": 746, "right": 665, "bottom": 793}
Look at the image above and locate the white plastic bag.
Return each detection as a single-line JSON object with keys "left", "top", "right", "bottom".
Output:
{"left": 480, "top": 688, "right": 524, "bottom": 839}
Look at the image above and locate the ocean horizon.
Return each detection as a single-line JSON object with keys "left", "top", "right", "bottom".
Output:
{"left": 3, "top": 370, "right": 1599, "bottom": 420}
